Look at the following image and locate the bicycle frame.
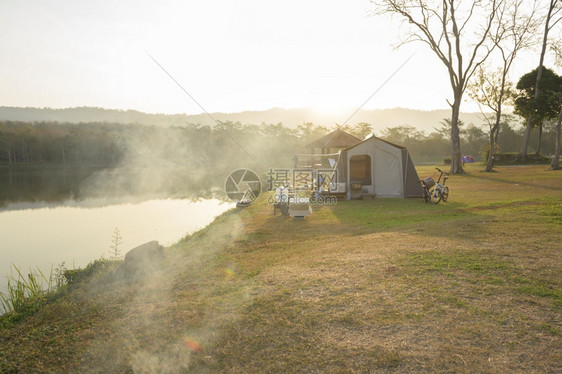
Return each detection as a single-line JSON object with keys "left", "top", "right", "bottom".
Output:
{"left": 420, "top": 168, "right": 449, "bottom": 204}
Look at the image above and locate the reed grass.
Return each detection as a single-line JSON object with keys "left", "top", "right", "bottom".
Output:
{"left": 0, "top": 264, "right": 56, "bottom": 315}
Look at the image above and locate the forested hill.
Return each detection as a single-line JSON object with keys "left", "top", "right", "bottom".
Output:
{"left": 0, "top": 107, "right": 189, "bottom": 128}
{"left": 0, "top": 106, "right": 486, "bottom": 132}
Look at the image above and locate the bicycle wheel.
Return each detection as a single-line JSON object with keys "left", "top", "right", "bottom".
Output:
{"left": 442, "top": 186, "right": 449, "bottom": 202}
{"left": 430, "top": 186, "right": 442, "bottom": 204}
{"left": 422, "top": 187, "right": 430, "bottom": 203}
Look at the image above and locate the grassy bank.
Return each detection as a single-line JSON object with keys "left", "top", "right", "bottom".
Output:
{"left": 1, "top": 164, "right": 561, "bottom": 372}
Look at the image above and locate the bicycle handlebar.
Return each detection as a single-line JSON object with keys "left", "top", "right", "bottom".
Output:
{"left": 435, "top": 167, "right": 449, "bottom": 176}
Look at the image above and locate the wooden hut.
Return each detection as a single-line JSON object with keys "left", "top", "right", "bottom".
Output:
{"left": 295, "top": 128, "right": 362, "bottom": 168}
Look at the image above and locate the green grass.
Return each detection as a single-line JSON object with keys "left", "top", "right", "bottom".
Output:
{"left": 0, "top": 259, "right": 120, "bottom": 328}
{"left": 0, "top": 265, "right": 60, "bottom": 319}
{"left": 1, "top": 164, "right": 561, "bottom": 372}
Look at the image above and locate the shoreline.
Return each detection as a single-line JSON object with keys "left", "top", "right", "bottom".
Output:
{"left": 1, "top": 164, "right": 561, "bottom": 372}
{"left": 0, "top": 198, "right": 234, "bottom": 299}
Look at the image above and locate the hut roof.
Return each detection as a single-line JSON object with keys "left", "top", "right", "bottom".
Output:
{"left": 306, "top": 128, "right": 362, "bottom": 150}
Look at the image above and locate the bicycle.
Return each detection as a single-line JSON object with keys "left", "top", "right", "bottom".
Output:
{"left": 419, "top": 168, "right": 449, "bottom": 204}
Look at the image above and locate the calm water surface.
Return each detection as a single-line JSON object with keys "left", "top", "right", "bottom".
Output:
{"left": 0, "top": 167, "right": 233, "bottom": 295}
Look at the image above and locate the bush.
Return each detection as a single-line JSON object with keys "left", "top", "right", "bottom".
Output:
{"left": 63, "top": 258, "right": 120, "bottom": 287}
{"left": 444, "top": 158, "right": 451, "bottom": 165}
{"left": 493, "top": 153, "right": 550, "bottom": 165}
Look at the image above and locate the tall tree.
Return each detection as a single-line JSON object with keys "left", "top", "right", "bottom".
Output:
{"left": 468, "top": 69, "right": 513, "bottom": 170}
{"left": 514, "top": 67, "right": 562, "bottom": 153}
{"left": 468, "top": 0, "right": 538, "bottom": 171}
{"left": 551, "top": 40, "right": 562, "bottom": 169}
{"left": 373, "top": 0, "right": 501, "bottom": 173}
{"left": 520, "top": 0, "right": 562, "bottom": 160}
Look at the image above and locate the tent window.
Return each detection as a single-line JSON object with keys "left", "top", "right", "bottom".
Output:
{"left": 350, "top": 155, "right": 372, "bottom": 185}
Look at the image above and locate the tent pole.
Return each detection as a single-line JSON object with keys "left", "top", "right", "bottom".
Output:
{"left": 404, "top": 150, "right": 409, "bottom": 198}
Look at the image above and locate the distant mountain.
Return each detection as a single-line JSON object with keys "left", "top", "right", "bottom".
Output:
{"left": 0, "top": 106, "right": 489, "bottom": 133}
{"left": 0, "top": 107, "right": 191, "bottom": 127}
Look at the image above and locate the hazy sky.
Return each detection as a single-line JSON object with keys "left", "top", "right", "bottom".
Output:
{"left": 0, "top": 0, "right": 554, "bottom": 117}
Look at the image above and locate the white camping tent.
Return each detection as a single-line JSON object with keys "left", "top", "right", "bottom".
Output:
{"left": 331, "top": 135, "right": 423, "bottom": 199}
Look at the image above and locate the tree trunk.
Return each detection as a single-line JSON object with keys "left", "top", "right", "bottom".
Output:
{"left": 486, "top": 130, "right": 495, "bottom": 172}
{"left": 492, "top": 127, "right": 498, "bottom": 150}
{"left": 449, "top": 95, "right": 464, "bottom": 174}
{"left": 486, "top": 104, "right": 503, "bottom": 172}
{"left": 520, "top": 4, "right": 551, "bottom": 161}
{"left": 551, "top": 105, "right": 562, "bottom": 170}
{"left": 521, "top": 117, "right": 533, "bottom": 160}
{"left": 486, "top": 124, "right": 501, "bottom": 172}
{"left": 536, "top": 122, "right": 543, "bottom": 155}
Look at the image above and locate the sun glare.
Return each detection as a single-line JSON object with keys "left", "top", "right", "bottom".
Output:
{"left": 310, "top": 100, "right": 354, "bottom": 121}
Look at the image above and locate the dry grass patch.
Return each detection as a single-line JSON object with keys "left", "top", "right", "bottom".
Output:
{"left": 1, "top": 165, "right": 561, "bottom": 372}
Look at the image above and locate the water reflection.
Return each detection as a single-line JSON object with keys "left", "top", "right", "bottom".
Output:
{"left": 0, "top": 166, "right": 234, "bottom": 295}
{"left": 0, "top": 166, "right": 97, "bottom": 207}
{"left": 0, "top": 198, "right": 234, "bottom": 294}
{"left": 0, "top": 166, "right": 227, "bottom": 208}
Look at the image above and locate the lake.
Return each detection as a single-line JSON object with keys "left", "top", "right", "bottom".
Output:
{"left": 0, "top": 166, "right": 234, "bottom": 296}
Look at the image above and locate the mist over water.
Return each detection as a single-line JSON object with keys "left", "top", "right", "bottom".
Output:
{"left": 0, "top": 119, "right": 260, "bottom": 299}
{"left": 0, "top": 128, "right": 239, "bottom": 295}
{"left": 0, "top": 196, "right": 233, "bottom": 295}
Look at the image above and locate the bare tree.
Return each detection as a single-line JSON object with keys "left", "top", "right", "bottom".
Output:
{"left": 552, "top": 39, "right": 562, "bottom": 61}
{"left": 468, "top": 0, "right": 539, "bottom": 171}
{"left": 551, "top": 38, "right": 562, "bottom": 169}
{"left": 373, "top": 0, "right": 501, "bottom": 173}
{"left": 520, "top": 0, "right": 562, "bottom": 160}
{"left": 468, "top": 68, "right": 512, "bottom": 169}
